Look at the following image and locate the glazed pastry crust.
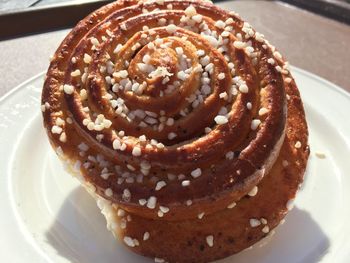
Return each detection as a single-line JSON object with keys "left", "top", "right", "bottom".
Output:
{"left": 41, "top": 0, "right": 309, "bottom": 262}
{"left": 42, "top": 0, "right": 289, "bottom": 220}
{"left": 90, "top": 77, "right": 309, "bottom": 263}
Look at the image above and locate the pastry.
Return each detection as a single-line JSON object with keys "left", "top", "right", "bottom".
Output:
{"left": 41, "top": 0, "right": 310, "bottom": 262}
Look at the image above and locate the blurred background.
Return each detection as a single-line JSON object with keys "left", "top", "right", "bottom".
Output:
{"left": 0, "top": 0, "right": 105, "bottom": 10}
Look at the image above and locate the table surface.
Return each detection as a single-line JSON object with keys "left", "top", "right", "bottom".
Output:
{"left": 0, "top": 0, "right": 349, "bottom": 97}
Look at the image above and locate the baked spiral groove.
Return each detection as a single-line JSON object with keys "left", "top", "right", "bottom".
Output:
{"left": 42, "top": 1, "right": 311, "bottom": 261}
{"left": 42, "top": 0, "right": 291, "bottom": 221}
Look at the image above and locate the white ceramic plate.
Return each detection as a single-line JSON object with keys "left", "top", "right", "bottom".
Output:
{"left": 1, "top": 67, "right": 350, "bottom": 263}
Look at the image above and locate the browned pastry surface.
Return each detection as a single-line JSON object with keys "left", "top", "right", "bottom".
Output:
{"left": 41, "top": 0, "right": 309, "bottom": 262}
{"left": 105, "top": 77, "right": 309, "bottom": 263}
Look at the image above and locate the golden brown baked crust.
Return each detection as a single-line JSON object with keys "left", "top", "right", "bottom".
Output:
{"left": 105, "top": 78, "right": 309, "bottom": 263}
{"left": 41, "top": 0, "right": 309, "bottom": 262}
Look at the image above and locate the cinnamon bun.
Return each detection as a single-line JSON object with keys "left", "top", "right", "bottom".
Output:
{"left": 41, "top": 0, "right": 309, "bottom": 262}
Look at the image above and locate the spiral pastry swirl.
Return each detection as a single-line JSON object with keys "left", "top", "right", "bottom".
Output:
{"left": 42, "top": 0, "right": 310, "bottom": 261}
{"left": 42, "top": 0, "right": 293, "bottom": 221}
